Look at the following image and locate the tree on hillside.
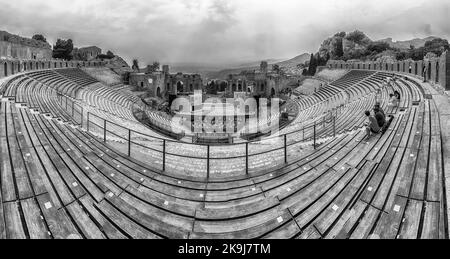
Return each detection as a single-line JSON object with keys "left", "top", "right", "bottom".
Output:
{"left": 302, "top": 68, "right": 308, "bottom": 76}
{"left": 32, "top": 34, "right": 47, "bottom": 43}
{"left": 272, "top": 64, "right": 281, "bottom": 73}
{"left": 52, "top": 39, "right": 74, "bottom": 60}
{"left": 334, "top": 31, "right": 346, "bottom": 38}
{"left": 423, "top": 38, "right": 450, "bottom": 56}
{"left": 132, "top": 59, "right": 140, "bottom": 71}
{"left": 106, "top": 50, "right": 114, "bottom": 57}
{"left": 334, "top": 37, "right": 344, "bottom": 58}
{"left": 307, "top": 53, "right": 318, "bottom": 76}
{"left": 366, "top": 41, "right": 391, "bottom": 54}
{"left": 147, "top": 62, "right": 160, "bottom": 73}
{"left": 345, "top": 30, "right": 369, "bottom": 45}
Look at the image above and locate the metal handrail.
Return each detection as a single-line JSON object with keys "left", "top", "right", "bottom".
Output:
{"left": 57, "top": 93, "right": 340, "bottom": 177}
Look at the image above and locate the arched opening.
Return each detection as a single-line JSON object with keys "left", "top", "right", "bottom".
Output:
{"left": 3, "top": 63, "right": 8, "bottom": 77}
{"left": 415, "top": 63, "right": 418, "bottom": 75}
{"left": 11, "top": 63, "right": 14, "bottom": 75}
{"left": 238, "top": 84, "right": 242, "bottom": 91}
{"left": 190, "top": 84, "right": 193, "bottom": 92}
{"left": 397, "top": 63, "right": 400, "bottom": 71}
{"left": 24, "top": 63, "right": 27, "bottom": 71}
{"left": 436, "top": 62, "right": 439, "bottom": 83}
{"left": 17, "top": 63, "right": 21, "bottom": 73}
{"left": 247, "top": 87, "right": 251, "bottom": 93}
{"left": 140, "top": 82, "right": 144, "bottom": 88}
{"left": 177, "top": 81, "right": 184, "bottom": 93}
{"left": 408, "top": 63, "right": 412, "bottom": 74}
{"left": 66, "top": 62, "right": 68, "bottom": 68}
{"left": 427, "top": 62, "right": 432, "bottom": 81}
{"left": 385, "top": 63, "right": 388, "bottom": 71}
{"left": 271, "top": 88, "right": 276, "bottom": 97}
{"left": 261, "top": 83, "right": 266, "bottom": 92}
{"left": 157, "top": 87, "right": 162, "bottom": 98}
{"left": 232, "top": 83, "right": 237, "bottom": 92}
{"left": 218, "top": 82, "right": 225, "bottom": 92}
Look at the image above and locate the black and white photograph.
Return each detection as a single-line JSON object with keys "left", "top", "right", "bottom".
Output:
{"left": 0, "top": 0, "right": 449, "bottom": 245}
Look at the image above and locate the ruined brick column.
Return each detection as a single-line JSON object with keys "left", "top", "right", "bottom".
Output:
{"left": 443, "top": 51, "right": 450, "bottom": 91}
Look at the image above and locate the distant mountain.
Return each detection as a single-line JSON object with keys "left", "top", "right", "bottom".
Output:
{"left": 379, "top": 36, "right": 439, "bottom": 50}
{"left": 203, "top": 53, "right": 310, "bottom": 80}
{"left": 275, "top": 53, "right": 311, "bottom": 74}
{"left": 233, "top": 58, "right": 286, "bottom": 69}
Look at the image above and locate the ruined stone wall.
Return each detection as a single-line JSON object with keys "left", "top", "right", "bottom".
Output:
{"left": 327, "top": 51, "right": 449, "bottom": 90}
{"left": 129, "top": 72, "right": 167, "bottom": 97}
{"left": 0, "top": 41, "right": 52, "bottom": 60}
{"left": 0, "top": 30, "right": 53, "bottom": 60}
{"left": 1, "top": 58, "right": 108, "bottom": 79}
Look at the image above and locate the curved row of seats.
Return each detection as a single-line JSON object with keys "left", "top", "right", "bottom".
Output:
{"left": 0, "top": 69, "right": 412, "bottom": 179}
{"left": 0, "top": 69, "right": 446, "bottom": 239}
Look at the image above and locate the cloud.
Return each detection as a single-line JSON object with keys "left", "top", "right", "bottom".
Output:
{"left": 0, "top": 0, "right": 448, "bottom": 66}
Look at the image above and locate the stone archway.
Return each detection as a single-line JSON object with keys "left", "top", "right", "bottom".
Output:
{"left": 220, "top": 82, "right": 227, "bottom": 92}
{"left": 177, "top": 81, "right": 184, "bottom": 93}
{"left": 157, "top": 87, "right": 162, "bottom": 98}
{"left": 271, "top": 88, "right": 275, "bottom": 97}
{"left": 436, "top": 62, "right": 439, "bottom": 83}
{"left": 3, "top": 62, "right": 8, "bottom": 77}
{"left": 427, "top": 62, "right": 432, "bottom": 81}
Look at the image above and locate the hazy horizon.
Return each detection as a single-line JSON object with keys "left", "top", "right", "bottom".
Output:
{"left": 1, "top": 0, "right": 449, "bottom": 66}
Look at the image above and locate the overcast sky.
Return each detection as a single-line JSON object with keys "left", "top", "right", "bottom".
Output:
{"left": 0, "top": 0, "right": 449, "bottom": 66}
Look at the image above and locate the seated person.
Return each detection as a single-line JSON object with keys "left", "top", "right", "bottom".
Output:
{"left": 388, "top": 94, "right": 399, "bottom": 108}
{"left": 365, "top": 111, "right": 380, "bottom": 140}
{"left": 374, "top": 107, "right": 386, "bottom": 128}
{"left": 374, "top": 103, "right": 385, "bottom": 117}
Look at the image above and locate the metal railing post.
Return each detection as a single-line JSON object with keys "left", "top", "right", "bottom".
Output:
{"left": 87, "top": 112, "right": 90, "bottom": 132}
{"left": 313, "top": 122, "right": 316, "bottom": 149}
{"left": 284, "top": 134, "right": 287, "bottom": 164}
{"left": 128, "top": 129, "right": 131, "bottom": 157}
{"left": 103, "top": 120, "right": 107, "bottom": 142}
{"left": 207, "top": 145, "right": 210, "bottom": 179}
{"left": 80, "top": 106, "right": 84, "bottom": 128}
{"left": 245, "top": 143, "right": 249, "bottom": 175}
{"left": 333, "top": 116, "right": 336, "bottom": 138}
{"left": 162, "top": 140, "right": 166, "bottom": 171}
